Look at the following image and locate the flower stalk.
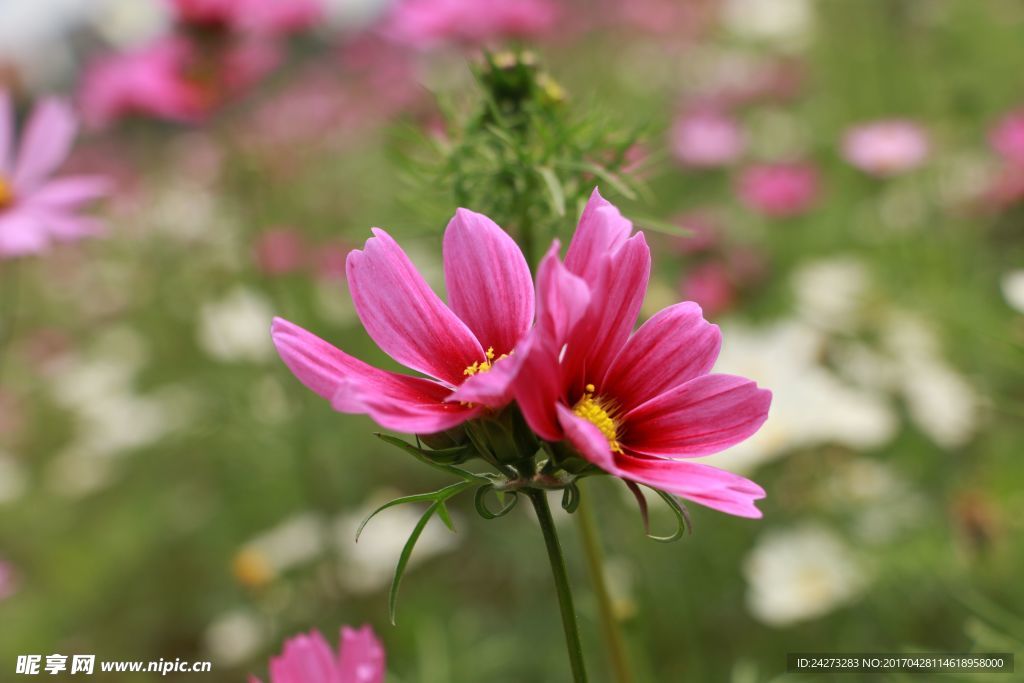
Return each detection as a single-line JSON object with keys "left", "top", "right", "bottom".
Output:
{"left": 525, "top": 487, "right": 589, "bottom": 683}
{"left": 576, "top": 487, "right": 635, "bottom": 683}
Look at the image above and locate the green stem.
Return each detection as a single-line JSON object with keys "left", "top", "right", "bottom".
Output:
{"left": 576, "top": 486, "right": 635, "bottom": 683}
{"left": 526, "top": 489, "right": 588, "bottom": 683}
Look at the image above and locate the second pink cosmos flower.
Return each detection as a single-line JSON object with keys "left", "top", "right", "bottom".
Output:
{"left": 272, "top": 209, "right": 534, "bottom": 434}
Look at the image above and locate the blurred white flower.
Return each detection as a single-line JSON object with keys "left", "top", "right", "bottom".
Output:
{"left": 884, "top": 313, "right": 977, "bottom": 448}
{"left": 204, "top": 609, "right": 266, "bottom": 667}
{"left": 714, "top": 320, "right": 897, "bottom": 471}
{"left": 1002, "top": 270, "right": 1024, "bottom": 314}
{"left": 744, "top": 524, "right": 867, "bottom": 626}
{"left": 334, "top": 490, "right": 460, "bottom": 594}
{"left": 0, "top": 0, "right": 90, "bottom": 88}
{"left": 89, "top": 0, "right": 169, "bottom": 48}
{"left": 792, "top": 257, "right": 870, "bottom": 332}
{"left": 721, "top": 0, "right": 813, "bottom": 48}
{"left": 239, "top": 513, "right": 326, "bottom": 576}
{"left": 819, "top": 458, "right": 927, "bottom": 543}
{"left": 197, "top": 287, "right": 275, "bottom": 363}
{"left": 0, "top": 451, "right": 28, "bottom": 504}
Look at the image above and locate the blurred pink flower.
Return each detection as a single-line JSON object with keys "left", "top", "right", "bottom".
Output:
{"left": 670, "top": 211, "right": 720, "bottom": 254}
{"left": 253, "top": 228, "right": 309, "bottom": 276}
{"left": 0, "top": 559, "right": 17, "bottom": 601}
{"left": 273, "top": 209, "right": 535, "bottom": 433}
{"left": 737, "top": 162, "right": 820, "bottom": 217}
{"left": 510, "top": 190, "right": 771, "bottom": 518}
{"left": 383, "top": 0, "right": 558, "bottom": 49}
{"left": 841, "top": 119, "right": 930, "bottom": 177}
{"left": 671, "top": 109, "right": 745, "bottom": 168}
{"left": 79, "top": 38, "right": 213, "bottom": 127}
{"left": 989, "top": 108, "right": 1024, "bottom": 167}
{"left": 172, "top": 0, "right": 323, "bottom": 35}
{"left": 679, "top": 262, "right": 735, "bottom": 318}
{"left": 80, "top": 36, "right": 280, "bottom": 128}
{"left": 0, "top": 92, "right": 109, "bottom": 258}
{"left": 251, "top": 625, "right": 385, "bottom": 683}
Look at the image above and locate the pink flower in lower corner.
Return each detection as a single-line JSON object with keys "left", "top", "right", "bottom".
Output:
{"left": 841, "top": 119, "right": 930, "bottom": 177}
{"left": 737, "top": 162, "right": 820, "bottom": 218}
{"left": 511, "top": 190, "right": 771, "bottom": 518}
{"left": 382, "top": 0, "right": 558, "bottom": 49}
{"left": 252, "top": 625, "right": 385, "bottom": 683}
{"left": 272, "top": 209, "right": 535, "bottom": 434}
{"left": 0, "top": 92, "right": 109, "bottom": 258}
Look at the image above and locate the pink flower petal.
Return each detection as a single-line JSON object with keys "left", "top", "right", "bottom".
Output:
{"left": 445, "top": 350, "right": 523, "bottom": 407}
{"left": 443, "top": 208, "right": 533, "bottom": 355}
{"left": 346, "top": 228, "right": 484, "bottom": 385}
{"left": 28, "top": 176, "right": 111, "bottom": 207}
{"left": 513, "top": 335, "right": 567, "bottom": 441}
{"left": 0, "top": 91, "right": 12, "bottom": 174}
{"left": 12, "top": 98, "right": 77, "bottom": 191}
{"left": 622, "top": 374, "right": 771, "bottom": 458}
{"left": 613, "top": 453, "right": 765, "bottom": 518}
{"left": 272, "top": 317, "right": 477, "bottom": 433}
{"left": 602, "top": 302, "right": 721, "bottom": 409}
{"left": 564, "top": 188, "right": 634, "bottom": 283}
{"left": 0, "top": 210, "right": 49, "bottom": 257}
{"left": 556, "top": 405, "right": 764, "bottom": 518}
{"left": 338, "top": 625, "right": 386, "bottom": 683}
{"left": 564, "top": 232, "right": 650, "bottom": 389}
{"left": 535, "top": 240, "right": 591, "bottom": 343}
{"left": 268, "top": 630, "right": 338, "bottom": 683}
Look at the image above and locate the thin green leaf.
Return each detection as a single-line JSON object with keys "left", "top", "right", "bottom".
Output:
{"left": 435, "top": 501, "right": 456, "bottom": 532}
{"left": 644, "top": 488, "right": 693, "bottom": 543}
{"left": 561, "top": 482, "right": 581, "bottom": 514}
{"left": 374, "top": 433, "right": 482, "bottom": 482}
{"left": 624, "top": 480, "right": 650, "bottom": 535}
{"left": 537, "top": 166, "right": 566, "bottom": 216}
{"left": 389, "top": 501, "right": 441, "bottom": 625}
{"left": 556, "top": 160, "right": 637, "bottom": 200}
{"left": 355, "top": 482, "right": 471, "bottom": 542}
{"left": 474, "top": 484, "right": 520, "bottom": 519}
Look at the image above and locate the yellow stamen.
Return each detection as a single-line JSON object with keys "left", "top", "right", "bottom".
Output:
{"left": 0, "top": 177, "right": 14, "bottom": 209}
{"left": 573, "top": 384, "right": 623, "bottom": 453}
{"left": 463, "top": 346, "right": 509, "bottom": 377}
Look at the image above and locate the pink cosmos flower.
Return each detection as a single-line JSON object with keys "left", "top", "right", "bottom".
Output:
{"left": 79, "top": 36, "right": 279, "bottom": 128}
{"left": 671, "top": 109, "right": 745, "bottom": 168}
{"left": 253, "top": 227, "right": 309, "bottom": 276}
{"left": 737, "top": 162, "right": 820, "bottom": 217}
{"left": 272, "top": 209, "right": 534, "bottom": 434}
{"left": 79, "top": 38, "right": 213, "bottom": 127}
{"left": 0, "top": 92, "right": 109, "bottom": 258}
{"left": 989, "top": 108, "right": 1024, "bottom": 167}
{"left": 383, "top": 0, "right": 558, "bottom": 49}
{"left": 679, "top": 262, "right": 735, "bottom": 318}
{"left": 841, "top": 119, "right": 930, "bottom": 177}
{"left": 511, "top": 191, "right": 771, "bottom": 518}
{"left": 171, "top": 0, "right": 323, "bottom": 35}
{"left": 251, "top": 625, "right": 385, "bottom": 683}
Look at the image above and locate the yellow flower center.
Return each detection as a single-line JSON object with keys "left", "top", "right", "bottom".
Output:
{"left": 0, "top": 177, "right": 14, "bottom": 209}
{"left": 464, "top": 346, "right": 509, "bottom": 377}
{"left": 573, "top": 383, "right": 623, "bottom": 453}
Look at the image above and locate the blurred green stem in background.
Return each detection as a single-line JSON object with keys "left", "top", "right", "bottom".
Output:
{"left": 577, "top": 484, "right": 635, "bottom": 683}
{"left": 525, "top": 488, "right": 589, "bottom": 683}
